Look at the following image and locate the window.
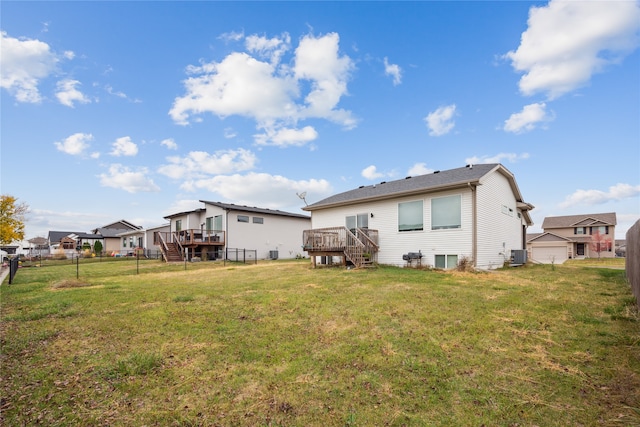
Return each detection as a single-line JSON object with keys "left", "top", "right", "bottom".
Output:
{"left": 175, "top": 220, "right": 182, "bottom": 232}
{"left": 122, "top": 237, "right": 127, "bottom": 247}
{"left": 574, "top": 227, "right": 585, "bottom": 235}
{"left": 398, "top": 201, "right": 423, "bottom": 232}
{"left": 214, "top": 215, "right": 222, "bottom": 231}
{"left": 431, "top": 195, "right": 461, "bottom": 230}
{"left": 590, "top": 226, "right": 608, "bottom": 235}
{"left": 346, "top": 213, "right": 368, "bottom": 232}
{"left": 206, "top": 217, "right": 213, "bottom": 231}
{"left": 253, "top": 217, "right": 264, "bottom": 224}
{"left": 237, "top": 215, "right": 249, "bottom": 223}
{"left": 435, "top": 254, "right": 458, "bottom": 269}
{"left": 129, "top": 237, "right": 134, "bottom": 248}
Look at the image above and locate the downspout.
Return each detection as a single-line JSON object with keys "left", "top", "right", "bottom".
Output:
{"left": 468, "top": 182, "right": 477, "bottom": 267}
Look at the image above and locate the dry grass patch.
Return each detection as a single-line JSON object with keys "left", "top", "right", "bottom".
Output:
{"left": 1, "top": 260, "right": 639, "bottom": 426}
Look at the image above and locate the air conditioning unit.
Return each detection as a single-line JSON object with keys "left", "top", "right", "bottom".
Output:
{"left": 269, "top": 250, "right": 279, "bottom": 260}
{"left": 510, "top": 249, "right": 527, "bottom": 265}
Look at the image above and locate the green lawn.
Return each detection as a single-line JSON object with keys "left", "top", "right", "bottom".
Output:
{"left": 1, "top": 259, "right": 638, "bottom": 426}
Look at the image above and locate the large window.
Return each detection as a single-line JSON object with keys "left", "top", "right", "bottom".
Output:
{"left": 214, "top": 215, "right": 222, "bottom": 231}
{"left": 435, "top": 254, "right": 458, "bottom": 269}
{"left": 175, "top": 220, "right": 182, "bottom": 232}
{"left": 398, "top": 200, "right": 423, "bottom": 232}
{"left": 206, "top": 216, "right": 213, "bottom": 231}
{"left": 431, "top": 195, "right": 461, "bottom": 230}
{"left": 346, "top": 213, "right": 369, "bottom": 232}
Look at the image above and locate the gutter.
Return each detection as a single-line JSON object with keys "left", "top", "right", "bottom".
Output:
{"left": 468, "top": 182, "right": 477, "bottom": 267}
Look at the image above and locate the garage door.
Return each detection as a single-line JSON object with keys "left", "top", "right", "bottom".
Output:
{"left": 531, "top": 246, "right": 568, "bottom": 264}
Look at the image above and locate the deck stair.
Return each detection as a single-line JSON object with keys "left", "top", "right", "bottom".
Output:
{"left": 303, "top": 227, "right": 379, "bottom": 268}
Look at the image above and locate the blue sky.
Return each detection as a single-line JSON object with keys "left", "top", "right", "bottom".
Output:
{"left": 2, "top": 1, "right": 639, "bottom": 241}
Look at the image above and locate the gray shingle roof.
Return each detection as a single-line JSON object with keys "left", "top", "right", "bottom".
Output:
{"left": 304, "top": 163, "right": 515, "bottom": 210}
{"left": 541, "top": 212, "right": 617, "bottom": 229}
{"left": 200, "top": 201, "right": 310, "bottom": 219}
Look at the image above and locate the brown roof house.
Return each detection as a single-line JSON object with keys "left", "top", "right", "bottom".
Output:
{"left": 527, "top": 212, "right": 616, "bottom": 264}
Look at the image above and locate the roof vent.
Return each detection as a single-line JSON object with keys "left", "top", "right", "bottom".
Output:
{"left": 433, "top": 170, "right": 440, "bottom": 174}
{"left": 466, "top": 164, "right": 473, "bottom": 169}
{"left": 405, "top": 176, "right": 411, "bottom": 179}
{"left": 380, "top": 181, "right": 386, "bottom": 185}
{"left": 359, "top": 185, "right": 365, "bottom": 189}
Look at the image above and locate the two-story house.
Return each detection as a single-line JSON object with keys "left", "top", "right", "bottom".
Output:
{"left": 159, "top": 201, "right": 311, "bottom": 262}
{"left": 527, "top": 212, "right": 616, "bottom": 263}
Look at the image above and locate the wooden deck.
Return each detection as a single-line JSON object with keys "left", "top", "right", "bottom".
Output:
{"left": 303, "top": 227, "right": 379, "bottom": 268}
{"left": 154, "top": 230, "right": 226, "bottom": 262}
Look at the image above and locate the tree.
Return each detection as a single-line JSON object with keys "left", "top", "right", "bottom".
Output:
{"left": 0, "top": 195, "right": 29, "bottom": 245}
{"left": 93, "top": 240, "right": 103, "bottom": 255}
{"left": 589, "top": 230, "right": 612, "bottom": 260}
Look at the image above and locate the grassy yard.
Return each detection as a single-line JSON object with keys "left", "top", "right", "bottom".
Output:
{"left": 1, "top": 258, "right": 638, "bottom": 426}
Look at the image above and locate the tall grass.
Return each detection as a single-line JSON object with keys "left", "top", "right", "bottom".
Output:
{"left": 1, "top": 259, "right": 638, "bottom": 426}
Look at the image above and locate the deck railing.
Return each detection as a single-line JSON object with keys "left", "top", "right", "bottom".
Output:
{"left": 155, "top": 230, "right": 225, "bottom": 247}
{"left": 303, "top": 227, "right": 379, "bottom": 267}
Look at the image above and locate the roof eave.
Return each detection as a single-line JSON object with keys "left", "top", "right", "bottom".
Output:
{"left": 303, "top": 180, "right": 480, "bottom": 212}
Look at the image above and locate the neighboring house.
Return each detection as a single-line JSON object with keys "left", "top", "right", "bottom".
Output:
{"left": 302, "top": 163, "right": 534, "bottom": 269}
{"left": 615, "top": 239, "right": 626, "bottom": 257}
{"left": 117, "top": 223, "right": 171, "bottom": 257}
{"left": 527, "top": 212, "right": 617, "bottom": 264}
{"left": 160, "top": 201, "right": 311, "bottom": 262}
{"left": 92, "top": 220, "right": 142, "bottom": 254}
{"left": 48, "top": 231, "right": 105, "bottom": 257}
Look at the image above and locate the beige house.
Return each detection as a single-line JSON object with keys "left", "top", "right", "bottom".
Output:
{"left": 527, "top": 212, "right": 616, "bottom": 264}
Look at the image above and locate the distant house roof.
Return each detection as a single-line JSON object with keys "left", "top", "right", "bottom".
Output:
{"left": 527, "top": 232, "right": 572, "bottom": 243}
{"left": 48, "top": 231, "right": 104, "bottom": 243}
{"left": 93, "top": 227, "right": 134, "bottom": 238}
{"left": 541, "top": 212, "right": 617, "bottom": 230}
{"left": 92, "top": 220, "right": 141, "bottom": 234}
{"left": 304, "top": 163, "right": 533, "bottom": 220}
{"left": 164, "top": 201, "right": 310, "bottom": 220}
{"left": 203, "top": 201, "right": 310, "bottom": 219}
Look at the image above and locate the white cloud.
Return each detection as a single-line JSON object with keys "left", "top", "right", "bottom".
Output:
{"left": 181, "top": 172, "right": 333, "bottom": 210}
{"left": 245, "top": 33, "right": 291, "bottom": 65}
{"left": 361, "top": 165, "right": 385, "bottom": 180}
{"left": 98, "top": 164, "right": 160, "bottom": 193}
{"left": 559, "top": 183, "right": 640, "bottom": 208}
{"left": 54, "top": 132, "right": 93, "bottom": 155}
{"left": 407, "top": 163, "right": 434, "bottom": 176}
{"left": 157, "top": 148, "right": 257, "bottom": 180}
{"left": 0, "top": 31, "right": 59, "bottom": 103}
{"left": 110, "top": 136, "right": 139, "bottom": 157}
{"left": 425, "top": 104, "right": 456, "bottom": 136}
{"left": 465, "top": 152, "right": 530, "bottom": 165}
{"left": 55, "top": 79, "right": 90, "bottom": 107}
{"left": 169, "top": 32, "right": 356, "bottom": 146}
{"left": 505, "top": 0, "right": 640, "bottom": 99}
{"left": 160, "top": 138, "right": 178, "bottom": 150}
{"left": 503, "top": 102, "right": 553, "bottom": 133}
{"left": 254, "top": 125, "right": 318, "bottom": 147}
{"left": 383, "top": 57, "right": 402, "bottom": 86}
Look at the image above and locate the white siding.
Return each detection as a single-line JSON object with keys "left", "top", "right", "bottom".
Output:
{"left": 475, "top": 171, "right": 526, "bottom": 269}
{"left": 310, "top": 188, "right": 473, "bottom": 267}
{"left": 227, "top": 210, "right": 310, "bottom": 259}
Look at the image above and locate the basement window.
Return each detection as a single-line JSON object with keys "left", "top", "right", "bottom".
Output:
{"left": 435, "top": 254, "right": 458, "bottom": 269}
